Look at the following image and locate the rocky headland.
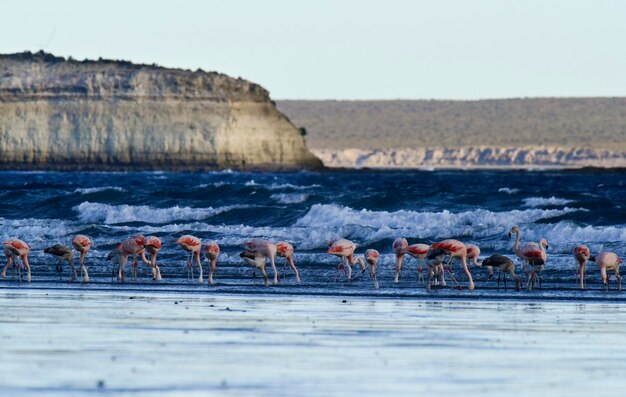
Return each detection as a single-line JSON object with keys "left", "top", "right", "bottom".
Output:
{"left": 0, "top": 51, "right": 322, "bottom": 171}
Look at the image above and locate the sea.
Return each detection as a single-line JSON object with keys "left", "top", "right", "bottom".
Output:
{"left": 1, "top": 169, "right": 625, "bottom": 396}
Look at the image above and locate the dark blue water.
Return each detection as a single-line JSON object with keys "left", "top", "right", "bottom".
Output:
{"left": 0, "top": 170, "right": 624, "bottom": 297}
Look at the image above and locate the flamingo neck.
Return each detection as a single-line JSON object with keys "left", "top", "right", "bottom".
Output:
{"left": 513, "top": 231, "right": 521, "bottom": 255}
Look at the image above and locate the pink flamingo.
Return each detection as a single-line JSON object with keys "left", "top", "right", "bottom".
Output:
{"left": 144, "top": 236, "right": 163, "bottom": 281}
{"left": 276, "top": 241, "right": 301, "bottom": 283}
{"left": 327, "top": 239, "right": 366, "bottom": 281}
{"left": 573, "top": 244, "right": 590, "bottom": 289}
{"left": 176, "top": 235, "right": 203, "bottom": 283}
{"left": 204, "top": 242, "right": 220, "bottom": 286}
{"left": 589, "top": 252, "right": 622, "bottom": 291}
{"left": 508, "top": 226, "right": 548, "bottom": 291}
{"left": 71, "top": 234, "right": 92, "bottom": 283}
{"left": 118, "top": 235, "right": 148, "bottom": 282}
{"left": 466, "top": 244, "right": 481, "bottom": 267}
{"left": 244, "top": 239, "right": 279, "bottom": 285}
{"left": 403, "top": 243, "right": 430, "bottom": 285}
{"left": 431, "top": 239, "right": 475, "bottom": 290}
{"left": 392, "top": 238, "right": 408, "bottom": 283}
{"left": 1, "top": 239, "right": 31, "bottom": 282}
{"left": 364, "top": 249, "right": 380, "bottom": 289}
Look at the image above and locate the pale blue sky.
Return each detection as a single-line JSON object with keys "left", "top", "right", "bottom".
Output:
{"left": 3, "top": 0, "right": 626, "bottom": 99}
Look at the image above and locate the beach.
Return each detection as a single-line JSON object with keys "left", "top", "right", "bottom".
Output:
{"left": 2, "top": 289, "right": 625, "bottom": 396}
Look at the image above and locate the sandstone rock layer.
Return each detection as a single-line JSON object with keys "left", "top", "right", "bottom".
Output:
{"left": 0, "top": 52, "right": 322, "bottom": 170}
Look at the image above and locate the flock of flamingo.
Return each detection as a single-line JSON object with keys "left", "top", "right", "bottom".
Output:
{"left": 1, "top": 225, "right": 622, "bottom": 291}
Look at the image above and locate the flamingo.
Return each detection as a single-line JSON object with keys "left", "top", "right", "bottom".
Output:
{"left": 478, "top": 255, "right": 521, "bottom": 291}
{"left": 118, "top": 235, "right": 149, "bottom": 282}
{"left": 403, "top": 243, "right": 430, "bottom": 285}
{"left": 240, "top": 250, "right": 269, "bottom": 286}
{"left": 431, "top": 239, "right": 475, "bottom": 290}
{"left": 425, "top": 248, "right": 448, "bottom": 291}
{"left": 327, "top": 239, "right": 366, "bottom": 282}
{"left": 204, "top": 242, "right": 220, "bottom": 286}
{"left": 44, "top": 244, "right": 76, "bottom": 281}
{"left": 392, "top": 238, "right": 408, "bottom": 283}
{"left": 176, "top": 235, "right": 203, "bottom": 283}
{"left": 106, "top": 246, "right": 123, "bottom": 282}
{"left": 508, "top": 226, "right": 549, "bottom": 291}
{"left": 71, "top": 234, "right": 92, "bottom": 283}
{"left": 589, "top": 252, "right": 622, "bottom": 291}
{"left": 573, "top": 244, "right": 590, "bottom": 289}
{"left": 276, "top": 241, "right": 301, "bottom": 283}
{"left": 144, "top": 236, "right": 163, "bottom": 281}
{"left": 1, "top": 239, "right": 31, "bottom": 282}
{"left": 364, "top": 249, "right": 380, "bottom": 289}
{"left": 466, "top": 244, "right": 481, "bottom": 266}
{"left": 244, "top": 239, "right": 279, "bottom": 285}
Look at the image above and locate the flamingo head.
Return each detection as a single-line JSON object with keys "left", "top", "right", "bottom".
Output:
{"left": 540, "top": 238, "right": 549, "bottom": 250}
{"left": 508, "top": 226, "right": 520, "bottom": 239}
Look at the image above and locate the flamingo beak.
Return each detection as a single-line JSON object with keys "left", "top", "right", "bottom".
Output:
{"left": 546, "top": 244, "right": 550, "bottom": 250}
{"left": 507, "top": 233, "right": 512, "bottom": 239}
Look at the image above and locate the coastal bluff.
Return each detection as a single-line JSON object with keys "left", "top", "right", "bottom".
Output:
{"left": 0, "top": 51, "right": 322, "bottom": 171}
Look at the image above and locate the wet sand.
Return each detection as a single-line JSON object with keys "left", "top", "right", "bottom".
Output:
{"left": 1, "top": 289, "right": 625, "bottom": 396}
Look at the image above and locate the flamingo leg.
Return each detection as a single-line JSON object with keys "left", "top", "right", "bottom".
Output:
{"left": 260, "top": 265, "right": 269, "bottom": 286}
{"left": 196, "top": 251, "right": 203, "bottom": 283}
{"left": 269, "top": 254, "right": 278, "bottom": 285}
{"left": 22, "top": 255, "right": 31, "bottom": 283}
{"left": 287, "top": 257, "right": 300, "bottom": 284}
{"left": 394, "top": 255, "right": 404, "bottom": 284}
{"left": 118, "top": 254, "right": 128, "bottom": 282}
{"left": 345, "top": 257, "right": 353, "bottom": 281}
{"left": 209, "top": 258, "right": 216, "bottom": 286}
{"left": 80, "top": 252, "right": 90, "bottom": 283}
{"left": 1, "top": 256, "right": 12, "bottom": 278}
{"left": 417, "top": 258, "right": 424, "bottom": 286}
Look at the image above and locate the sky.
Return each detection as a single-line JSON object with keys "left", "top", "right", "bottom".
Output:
{"left": 2, "top": 0, "right": 626, "bottom": 100}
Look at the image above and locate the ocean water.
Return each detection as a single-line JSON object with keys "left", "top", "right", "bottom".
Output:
{"left": 0, "top": 170, "right": 624, "bottom": 292}
{"left": 1, "top": 170, "right": 626, "bottom": 395}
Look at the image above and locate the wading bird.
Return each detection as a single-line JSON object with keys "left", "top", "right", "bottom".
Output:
{"left": 240, "top": 250, "right": 269, "bottom": 286}
{"left": 478, "top": 254, "right": 521, "bottom": 291}
{"left": 244, "top": 239, "right": 279, "bottom": 285}
{"left": 144, "top": 236, "right": 163, "bottom": 281}
{"left": 392, "top": 238, "right": 408, "bottom": 283}
{"left": 204, "top": 241, "right": 220, "bottom": 286}
{"left": 44, "top": 244, "right": 76, "bottom": 281}
{"left": 431, "top": 239, "right": 475, "bottom": 290}
{"left": 71, "top": 235, "right": 92, "bottom": 283}
{"left": 364, "top": 249, "right": 380, "bottom": 289}
{"left": 177, "top": 235, "right": 203, "bottom": 283}
{"left": 1, "top": 239, "right": 31, "bottom": 282}
{"left": 276, "top": 241, "right": 300, "bottom": 283}
{"left": 327, "top": 239, "right": 366, "bottom": 282}
{"left": 403, "top": 243, "right": 431, "bottom": 285}
{"left": 589, "top": 252, "right": 622, "bottom": 291}
{"left": 573, "top": 244, "right": 590, "bottom": 289}
{"left": 118, "top": 235, "right": 148, "bottom": 282}
{"left": 508, "top": 226, "right": 548, "bottom": 291}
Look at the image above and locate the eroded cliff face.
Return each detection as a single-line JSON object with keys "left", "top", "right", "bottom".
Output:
{"left": 0, "top": 51, "right": 322, "bottom": 170}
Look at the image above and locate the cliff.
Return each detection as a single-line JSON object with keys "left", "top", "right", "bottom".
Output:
{"left": 314, "top": 147, "right": 626, "bottom": 169}
{"left": 0, "top": 51, "right": 322, "bottom": 170}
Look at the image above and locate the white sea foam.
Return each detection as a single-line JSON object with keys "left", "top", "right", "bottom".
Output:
{"left": 498, "top": 187, "right": 520, "bottom": 194}
{"left": 73, "top": 202, "right": 246, "bottom": 224}
{"left": 74, "top": 186, "right": 126, "bottom": 194}
{"left": 0, "top": 217, "right": 76, "bottom": 245}
{"left": 245, "top": 180, "right": 321, "bottom": 190}
{"left": 271, "top": 193, "right": 309, "bottom": 204}
{"left": 522, "top": 196, "right": 574, "bottom": 207}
